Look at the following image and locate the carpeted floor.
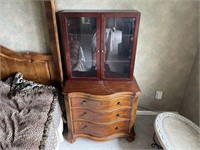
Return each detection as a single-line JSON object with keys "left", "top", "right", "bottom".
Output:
{"left": 57, "top": 115, "right": 159, "bottom": 150}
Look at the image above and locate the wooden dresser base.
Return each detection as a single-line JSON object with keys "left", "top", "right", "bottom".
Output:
{"left": 63, "top": 80, "right": 141, "bottom": 143}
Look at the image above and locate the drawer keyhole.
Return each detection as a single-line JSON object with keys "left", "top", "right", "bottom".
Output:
{"left": 117, "top": 101, "right": 122, "bottom": 105}
{"left": 116, "top": 113, "right": 120, "bottom": 117}
{"left": 81, "top": 100, "right": 86, "bottom": 105}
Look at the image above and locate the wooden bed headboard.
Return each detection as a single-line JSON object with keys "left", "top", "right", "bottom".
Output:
{"left": 0, "top": 45, "right": 57, "bottom": 85}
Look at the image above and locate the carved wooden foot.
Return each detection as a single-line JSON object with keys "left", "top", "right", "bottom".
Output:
{"left": 126, "top": 135, "right": 135, "bottom": 142}
{"left": 66, "top": 132, "right": 76, "bottom": 143}
{"left": 126, "top": 127, "right": 136, "bottom": 142}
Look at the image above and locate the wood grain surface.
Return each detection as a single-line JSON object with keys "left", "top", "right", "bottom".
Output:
{"left": 0, "top": 45, "right": 56, "bottom": 85}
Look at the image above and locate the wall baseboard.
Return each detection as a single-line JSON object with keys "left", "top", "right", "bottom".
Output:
{"left": 136, "top": 110, "right": 179, "bottom": 116}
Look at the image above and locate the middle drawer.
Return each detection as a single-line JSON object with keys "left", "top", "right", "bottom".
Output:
{"left": 72, "top": 108, "right": 131, "bottom": 123}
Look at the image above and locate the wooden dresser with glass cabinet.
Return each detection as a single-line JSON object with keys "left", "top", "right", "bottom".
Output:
{"left": 58, "top": 10, "right": 141, "bottom": 143}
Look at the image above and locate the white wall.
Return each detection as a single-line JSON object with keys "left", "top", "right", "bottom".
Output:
{"left": 0, "top": 0, "right": 50, "bottom": 53}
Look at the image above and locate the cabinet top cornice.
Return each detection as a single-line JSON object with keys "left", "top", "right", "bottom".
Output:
{"left": 58, "top": 10, "right": 140, "bottom": 13}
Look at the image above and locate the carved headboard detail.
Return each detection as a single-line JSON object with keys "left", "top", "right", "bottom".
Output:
{"left": 0, "top": 45, "right": 56, "bottom": 85}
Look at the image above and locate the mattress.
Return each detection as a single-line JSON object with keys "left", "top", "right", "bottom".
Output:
{"left": 43, "top": 96, "right": 64, "bottom": 150}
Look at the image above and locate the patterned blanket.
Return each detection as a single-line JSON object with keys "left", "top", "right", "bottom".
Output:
{"left": 0, "top": 73, "right": 57, "bottom": 150}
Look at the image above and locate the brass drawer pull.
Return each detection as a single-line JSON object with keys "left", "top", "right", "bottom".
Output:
{"left": 81, "top": 112, "right": 87, "bottom": 116}
{"left": 115, "top": 127, "right": 119, "bottom": 130}
{"left": 82, "top": 125, "right": 87, "bottom": 129}
{"left": 81, "top": 100, "right": 86, "bottom": 105}
{"left": 117, "top": 101, "right": 122, "bottom": 105}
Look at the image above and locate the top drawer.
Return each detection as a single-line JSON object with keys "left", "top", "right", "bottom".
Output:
{"left": 69, "top": 93, "right": 135, "bottom": 110}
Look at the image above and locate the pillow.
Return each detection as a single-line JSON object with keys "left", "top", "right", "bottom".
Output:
{"left": 8, "top": 72, "right": 55, "bottom": 98}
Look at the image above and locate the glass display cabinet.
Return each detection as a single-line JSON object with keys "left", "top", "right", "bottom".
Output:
{"left": 58, "top": 11, "right": 140, "bottom": 80}
{"left": 58, "top": 11, "right": 141, "bottom": 143}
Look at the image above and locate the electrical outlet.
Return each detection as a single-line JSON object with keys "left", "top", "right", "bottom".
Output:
{"left": 155, "top": 91, "right": 163, "bottom": 100}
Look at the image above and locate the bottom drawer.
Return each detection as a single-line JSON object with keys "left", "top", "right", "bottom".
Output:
{"left": 74, "top": 121, "right": 129, "bottom": 137}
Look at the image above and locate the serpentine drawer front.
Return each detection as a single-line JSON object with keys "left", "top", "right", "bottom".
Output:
{"left": 74, "top": 121, "right": 130, "bottom": 137}
{"left": 70, "top": 96, "right": 133, "bottom": 109}
{"left": 72, "top": 108, "right": 131, "bottom": 123}
{"left": 63, "top": 80, "right": 141, "bottom": 143}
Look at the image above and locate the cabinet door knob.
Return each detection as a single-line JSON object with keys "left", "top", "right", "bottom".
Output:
{"left": 117, "top": 101, "right": 122, "bottom": 105}
{"left": 81, "top": 100, "right": 86, "bottom": 105}
{"left": 101, "top": 50, "right": 104, "bottom": 53}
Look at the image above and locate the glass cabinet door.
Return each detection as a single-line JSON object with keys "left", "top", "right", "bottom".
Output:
{"left": 65, "top": 16, "right": 100, "bottom": 78}
{"left": 102, "top": 16, "right": 137, "bottom": 79}
{"left": 59, "top": 12, "right": 140, "bottom": 80}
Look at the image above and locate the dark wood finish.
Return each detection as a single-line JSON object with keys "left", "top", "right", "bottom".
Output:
{"left": 58, "top": 11, "right": 140, "bottom": 81}
{"left": 100, "top": 13, "right": 106, "bottom": 80}
{"left": 58, "top": 12, "right": 101, "bottom": 81}
{"left": 0, "top": 45, "right": 56, "bottom": 85}
{"left": 44, "top": 0, "right": 63, "bottom": 85}
{"left": 63, "top": 79, "right": 140, "bottom": 95}
{"left": 100, "top": 12, "right": 141, "bottom": 81}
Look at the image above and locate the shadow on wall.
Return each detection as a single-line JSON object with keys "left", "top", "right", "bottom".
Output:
{"left": 178, "top": 49, "right": 199, "bottom": 126}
